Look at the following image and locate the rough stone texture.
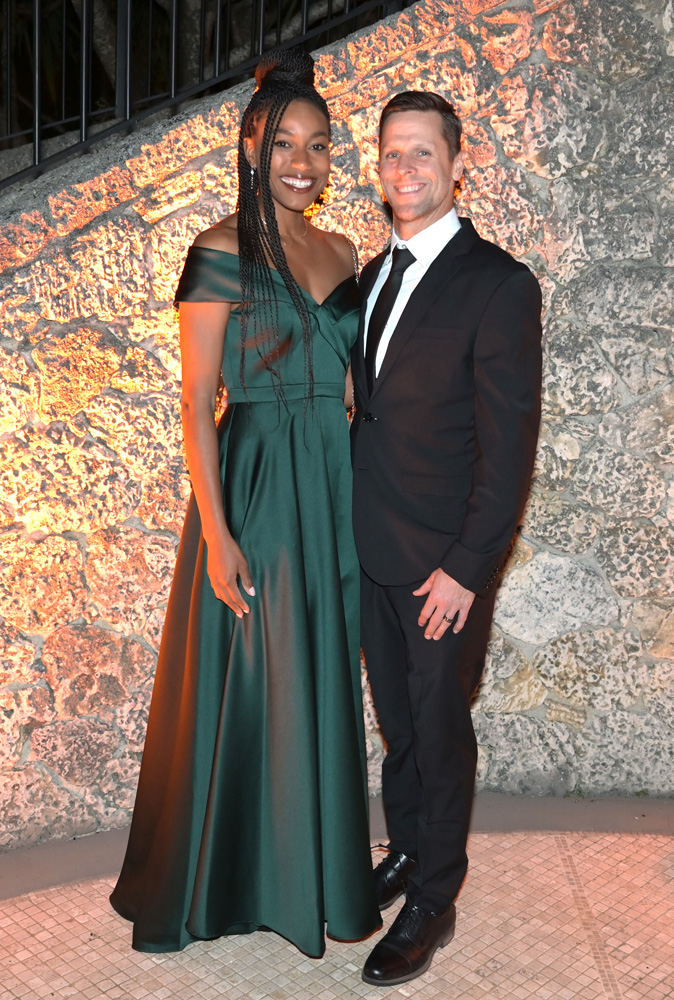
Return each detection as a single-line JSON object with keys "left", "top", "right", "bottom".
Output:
{"left": 1, "top": 0, "right": 673, "bottom": 849}
{"left": 494, "top": 552, "right": 619, "bottom": 645}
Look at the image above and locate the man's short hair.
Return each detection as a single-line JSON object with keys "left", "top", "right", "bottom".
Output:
{"left": 379, "top": 91, "right": 462, "bottom": 159}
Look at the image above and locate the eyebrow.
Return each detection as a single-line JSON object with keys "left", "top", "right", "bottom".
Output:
{"left": 276, "top": 127, "right": 329, "bottom": 139}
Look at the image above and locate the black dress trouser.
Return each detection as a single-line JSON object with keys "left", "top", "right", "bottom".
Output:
{"left": 360, "top": 568, "right": 497, "bottom": 913}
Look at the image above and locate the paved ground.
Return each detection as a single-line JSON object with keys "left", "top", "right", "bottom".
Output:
{"left": 0, "top": 798, "right": 672, "bottom": 999}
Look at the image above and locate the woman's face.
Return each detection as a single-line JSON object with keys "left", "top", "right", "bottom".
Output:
{"left": 245, "top": 99, "right": 331, "bottom": 213}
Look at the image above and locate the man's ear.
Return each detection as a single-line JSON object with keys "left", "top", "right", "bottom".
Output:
{"left": 243, "top": 136, "right": 257, "bottom": 170}
{"left": 452, "top": 151, "right": 466, "bottom": 183}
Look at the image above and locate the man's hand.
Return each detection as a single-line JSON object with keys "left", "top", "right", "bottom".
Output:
{"left": 413, "top": 568, "right": 475, "bottom": 640}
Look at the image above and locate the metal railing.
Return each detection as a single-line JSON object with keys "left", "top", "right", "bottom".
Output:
{"left": 0, "top": 0, "right": 414, "bottom": 191}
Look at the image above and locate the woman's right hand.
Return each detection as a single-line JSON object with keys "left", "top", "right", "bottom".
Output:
{"left": 206, "top": 534, "right": 256, "bottom": 617}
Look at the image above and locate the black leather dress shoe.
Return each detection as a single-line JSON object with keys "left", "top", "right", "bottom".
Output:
{"left": 373, "top": 849, "right": 417, "bottom": 909}
{"left": 362, "top": 900, "right": 456, "bottom": 986}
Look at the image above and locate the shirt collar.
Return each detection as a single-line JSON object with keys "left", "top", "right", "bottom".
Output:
{"left": 390, "top": 207, "right": 461, "bottom": 265}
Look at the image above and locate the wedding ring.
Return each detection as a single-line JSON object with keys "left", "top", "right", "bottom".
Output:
{"left": 443, "top": 614, "right": 453, "bottom": 624}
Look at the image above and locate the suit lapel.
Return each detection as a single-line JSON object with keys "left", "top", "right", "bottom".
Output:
{"left": 369, "top": 218, "right": 478, "bottom": 401}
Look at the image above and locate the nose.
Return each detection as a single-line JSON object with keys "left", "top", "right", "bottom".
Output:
{"left": 395, "top": 152, "right": 415, "bottom": 174}
{"left": 291, "top": 148, "right": 311, "bottom": 170}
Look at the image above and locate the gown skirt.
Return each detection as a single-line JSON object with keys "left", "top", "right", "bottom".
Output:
{"left": 110, "top": 246, "right": 381, "bottom": 957}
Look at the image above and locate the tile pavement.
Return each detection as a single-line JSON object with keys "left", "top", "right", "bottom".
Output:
{"left": 0, "top": 834, "right": 672, "bottom": 999}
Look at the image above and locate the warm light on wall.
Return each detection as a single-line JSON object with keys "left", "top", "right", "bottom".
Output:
{"left": 1, "top": 0, "right": 673, "bottom": 849}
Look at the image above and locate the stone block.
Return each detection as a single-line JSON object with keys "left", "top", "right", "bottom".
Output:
{"left": 570, "top": 440, "right": 666, "bottom": 518}
{"left": 474, "top": 632, "right": 546, "bottom": 713}
{"left": 86, "top": 526, "right": 177, "bottom": 636}
{"left": 494, "top": 551, "right": 619, "bottom": 645}
{"left": 647, "top": 610, "right": 674, "bottom": 659}
{"left": 0, "top": 532, "right": 87, "bottom": 632}
{"left": 0, "top": 210, "right": 55, "bottom": 270}
{"left": 32, "top": 326, "right": 124, "bottom": 419}
{"left": 134, "top": 171, "right": 205, "bottom": 225}
{"left": 42, "top": 624, "right": 155, "bottom": 719}
{"left": 492, "top": 65, "right": 603, "bottom": 180}
{"left": 127, "top": 309, "right": 182, "bottom": 381}
{"left": 48, "top": 166, "right": 137, "bottom": 236}
{"left": 522, "top": 493, "right": 604, "bottom": 553}
{"left": 480, "top": 10, "right": 534, "bottom": 74}
{"left": 543, "top": 327, "right": 618, "bottom": 417}
{"left": 110, "top": 345, "right": 174, "bottom": 394}
{"left": 0, "top": 764, "right": 99, "bottom": 850}
{"left": 74, "top": 391, "right": 184, "bottom": 481}
{"left": 556, "top": 265, "right": 674, "bottom": 331}
{"left": 28, "top": 218, "right": 150, "bottom": 324}
{"left": 0, "top": 626, "right": 37, "bottom": 686}
{"left": 532, "top": 628, "right": 644, "bottom": 712}
{"left": 474, "top": 713, "right": 577, "bottom": 795}
{"left": 575, "top": 710, "right": 674, "bottom": 795}
{"left": 532, "top": 421, "right": 583, "bottom": 492}
{"left": 0, "top": 424, "right": 142, "bottom": 534}
{"left": 595, "top": 520, "right": 674, "bottom": 598}
{"left": 597, "top": 326, "right": 673, "bottom": 397}
{"left": 542, "top": 1, "right": 663, "bottom": 82}
{"left": 150, "top": 209, "right": 221, "bottom": 304}
{"left": 598, "top": 383, "right": 674, "bottom": 463}
{"left": 0, "top": 687, "right": 55, "bottom": 765}
{"left": 462, "top": 163, "right": 542, "bottom": 256}
{"left": 29, "top": 718, "right": 120, "bottom": 785}
{"left": 0, "top": 346, "right": 40, "bottom": 434}
{"left": 125, "top": 111, "right": 240, "bottom": 189}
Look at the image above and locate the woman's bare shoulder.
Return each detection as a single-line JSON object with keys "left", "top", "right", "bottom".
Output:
{"left": 313, "top": 227, "right": 358, "bottom": 269}
{"left": 192, "top": 215, "right": 239, "bottom": 254}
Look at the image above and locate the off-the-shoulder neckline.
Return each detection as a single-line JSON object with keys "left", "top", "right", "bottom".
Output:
{"left": 187, "top": 244, "right": 357, "bottom": 309}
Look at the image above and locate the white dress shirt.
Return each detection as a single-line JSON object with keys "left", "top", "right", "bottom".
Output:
{"left": 364, "top": 207, "right": 462, "bottom": 376}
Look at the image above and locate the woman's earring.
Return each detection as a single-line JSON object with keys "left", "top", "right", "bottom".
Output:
{"left": 250, "top": 166, "right": 257, "bottom": 191}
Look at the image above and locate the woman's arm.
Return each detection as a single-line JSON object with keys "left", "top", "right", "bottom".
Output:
{"left": 179, "top": 300, "right": 255, "bottom": 617}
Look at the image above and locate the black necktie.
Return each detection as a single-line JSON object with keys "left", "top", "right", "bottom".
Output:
{"left": 365, "top": 246, "right": 416, "bottom": 395}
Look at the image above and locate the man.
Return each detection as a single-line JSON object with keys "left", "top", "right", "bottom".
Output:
{"left": 351, "top": 91, "right": 542, "bottom": 987}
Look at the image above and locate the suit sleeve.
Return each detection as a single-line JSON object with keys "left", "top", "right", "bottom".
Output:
{"left": 439, "top": 266, "right": 542, "bottom": 594}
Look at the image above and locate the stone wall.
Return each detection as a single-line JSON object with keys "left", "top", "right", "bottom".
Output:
{"left": 1, "top": 0, "right": 673, "bottom": 849}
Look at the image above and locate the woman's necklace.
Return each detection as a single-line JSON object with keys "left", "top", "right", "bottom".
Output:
{"left": 261, "top": 215, "right": 308, "bottom": 244}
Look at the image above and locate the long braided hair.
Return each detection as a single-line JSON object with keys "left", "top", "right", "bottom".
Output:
{"left": 237, "top": 48, "right": 330, "bottom": 404}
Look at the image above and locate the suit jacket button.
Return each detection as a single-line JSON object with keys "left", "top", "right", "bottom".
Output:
{"left": 363, "top": 412, "right": 376, "bottom": 422}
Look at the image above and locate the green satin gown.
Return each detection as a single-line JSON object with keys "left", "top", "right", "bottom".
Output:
{"left": 109, "top": 247, "right": 381, "bottom": 957}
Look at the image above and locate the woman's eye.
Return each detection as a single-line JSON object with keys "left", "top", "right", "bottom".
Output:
{"left": 311, "top": 143, "right": 327, "bottom": 151}
{"left": 274, "top": 140, "right": 289, "bottom": 148}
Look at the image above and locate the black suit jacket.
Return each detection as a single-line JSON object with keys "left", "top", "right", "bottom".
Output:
{"left": 351, "top": 217, "right": 542, "bottom": 593}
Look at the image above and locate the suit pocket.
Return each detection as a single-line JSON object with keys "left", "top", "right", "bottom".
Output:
{"left": 400, "top": 473, "right": 471, "bottom": 497}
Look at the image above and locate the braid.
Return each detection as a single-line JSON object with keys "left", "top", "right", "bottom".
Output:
{"left": 236, "top": 48, "right": 329, "bottom": 407}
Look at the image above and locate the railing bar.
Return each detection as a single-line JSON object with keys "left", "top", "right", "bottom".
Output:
{"left": 214, "top": 0, "right": 222, "bottom": 77}
{"left": 125, "top": 0, "right": 132, "bottom": 119}
{"left": 61, "top": 0, "right": 66, "bottom": 122}
{"left": 224, "top": 0, "right": 232, "bottom": 70}
{"left": 6, "top": 0, "right": 12, "bottom": 135}
{"left": 147, "top": 0, "right": 153, "bottom": 99}
{"left": 258, "top": 0, "right": 266, "bottom": 55}
{"left": 32, "top": 0, "right": 41, "bottom": 165}
{"left": 170, "top": 0, "right": 178, "bottom": 98}
{"left": 79, "top": 0, "right": 89, "bottom": 142}
{"left": 199, "top": 0, "right": 206, "bottom": 82}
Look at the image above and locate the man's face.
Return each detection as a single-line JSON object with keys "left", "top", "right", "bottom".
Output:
{"left": 378, "top": 110, "right": 465, "bottom": 238}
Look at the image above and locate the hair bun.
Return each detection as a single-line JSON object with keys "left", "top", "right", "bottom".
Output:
{"left": 255, "top": 47, "right": 315, "bottom": 90}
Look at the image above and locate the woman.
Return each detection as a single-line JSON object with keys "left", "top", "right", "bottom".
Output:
{"left": 109, "top": 48, "right": 381, "bottom": 958}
